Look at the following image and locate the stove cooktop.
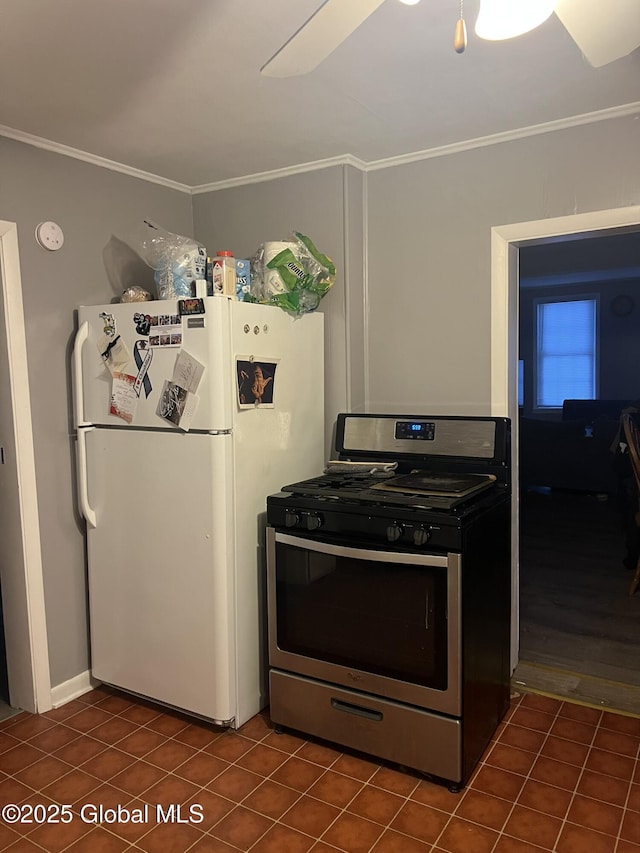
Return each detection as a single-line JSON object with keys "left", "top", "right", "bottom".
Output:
{"left": 277, "top": 469, "right": 499, "bottom": 511}
{"left": 267, "top": 477, "right": 509, "bottom": 551}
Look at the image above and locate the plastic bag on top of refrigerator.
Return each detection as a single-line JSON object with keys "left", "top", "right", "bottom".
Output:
{"left": 247, "top": 232, "right": 336, "bottom": 316}
{"left": 137, "top": 220, "right": 207, "bottom": 300}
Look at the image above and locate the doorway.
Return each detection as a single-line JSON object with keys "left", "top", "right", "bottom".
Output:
{"left": 0, "top": 219, "right": 51, "bottom": 714}
{"left": 516, "top": 232, "right": 640, "bottom": 712}
{"left": 490, "top": 205, "right": 640, "bottom": 710}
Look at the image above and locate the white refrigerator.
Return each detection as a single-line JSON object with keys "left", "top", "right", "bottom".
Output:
{"left": 72, "top": 297, "right": 324, "bottom": 728}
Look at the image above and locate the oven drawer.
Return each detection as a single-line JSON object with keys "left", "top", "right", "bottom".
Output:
{"left": 269, "top": 669, "right": 462, "bottom": 784}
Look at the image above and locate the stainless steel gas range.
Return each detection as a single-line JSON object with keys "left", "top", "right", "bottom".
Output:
{"left": 266, "top": 413, "right": 511, "bottom": 791}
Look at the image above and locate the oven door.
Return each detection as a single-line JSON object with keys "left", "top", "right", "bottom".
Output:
{"left": 267, "top": 528, "right": 461, "bottom": 716}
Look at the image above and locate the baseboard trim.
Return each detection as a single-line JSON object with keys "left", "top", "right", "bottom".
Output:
{"left": 50, "top": 671, "right": 100, "bottom": 708}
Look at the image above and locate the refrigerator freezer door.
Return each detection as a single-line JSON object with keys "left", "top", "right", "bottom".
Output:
{"left": 75, "top": 299, "right": 233, "bottom": 431}
{"left": 230, "top": 300, "right": 325, "bottom": 476}
{"left": 84, "top": 427, "right": 236, "bottom": 723}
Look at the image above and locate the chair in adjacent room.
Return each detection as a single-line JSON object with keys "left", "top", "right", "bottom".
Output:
{"left": 621, "top": 412, "right": 640, "bottom": 596}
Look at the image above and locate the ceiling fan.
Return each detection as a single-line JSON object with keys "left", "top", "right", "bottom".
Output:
{"left": 260, "top": 0, "right": 640, "bottom": 77}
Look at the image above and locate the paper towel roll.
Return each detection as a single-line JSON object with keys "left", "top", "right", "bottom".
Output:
{"left": 263, "top": 241, "right": 295, "bottom": 263}
{"left": 263, "top": 241, "right": 296, "bottom": 295}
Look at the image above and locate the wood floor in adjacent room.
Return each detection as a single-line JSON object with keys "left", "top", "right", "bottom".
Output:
{"left": 0, "top": 700, "right": 19, "bottom": 724}
{"left": 516, "top": 487, "right": 640, "bottom": 714}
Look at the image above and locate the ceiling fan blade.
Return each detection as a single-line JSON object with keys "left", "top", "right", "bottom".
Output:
{"left": 554, "top": 0, "right": 640, "bottom": 67}
{"left": 261, "top": 0, "right": 387, "bottom": 77}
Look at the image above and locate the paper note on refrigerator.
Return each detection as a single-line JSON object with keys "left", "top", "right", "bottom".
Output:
{"left": 172, "top": 349, "right": 205, "bottom": 394}
{"left": 148, "top": 313, "right": 182, "bottom": 348}
{"left": 156, "top": 380, "right": 199, "bottom": 431}
{"left": 236, "top": 359, "right": 278, "bottom": 408}
{"left": 110, "top": 372, "right": 138, "bottom": 424}
{"left": 97, "top": 334, "right": 134, "bottom": 377}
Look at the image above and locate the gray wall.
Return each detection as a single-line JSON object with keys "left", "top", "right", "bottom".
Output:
{"left": 0, "top": 137, "right": 193, "bottom": 687}
{"left": 2, "top": 109, "right": 639, "bottom": 694}
{"left": 192, "top": 164, "right": 366, "bottom": 452}
{"left": 366, "top": 116, "right": 640, "bottom": 415}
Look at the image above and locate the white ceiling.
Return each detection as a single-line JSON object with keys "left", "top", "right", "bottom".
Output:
{"left": 1, "top": 0, "right": 639, "bottom": 189}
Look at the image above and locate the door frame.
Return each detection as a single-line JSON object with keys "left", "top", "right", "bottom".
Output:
{"left": 490, "top": 205, "right": 640, "bottom": 672}
{"left": 0, "top": 220, "right": 51, "bottom": 713}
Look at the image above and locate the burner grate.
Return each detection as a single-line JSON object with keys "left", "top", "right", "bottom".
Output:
{"left": 278, "top": 471, "right": 501, "bottom": 512}
{"left": 282, "top": 472, "right": 395, "bottom": 494}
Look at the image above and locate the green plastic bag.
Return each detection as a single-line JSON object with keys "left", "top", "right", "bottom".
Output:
{"left": 248, "top": 232, "right": 336, "bottom": 315}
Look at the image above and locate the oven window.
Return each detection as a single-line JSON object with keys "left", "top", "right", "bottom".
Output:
{"left": 274, "top": 541, "right": 449, "bottom": 690}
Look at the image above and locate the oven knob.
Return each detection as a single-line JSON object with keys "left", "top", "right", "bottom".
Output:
{"left": 413, "top": 526, "right": 431, "bottom": 546}
{"left": 284, "top": 512, "right": 300, "bottom": 528}
{"left": 305, "top": 513, "right": 323, "bottom": 531}
{"left": 386, "top": 523, "right": 403, "bottom": 543}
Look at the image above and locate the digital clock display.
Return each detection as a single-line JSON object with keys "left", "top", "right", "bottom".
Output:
{"left": 395, "top": 421, "right": 435, "bottom": 440}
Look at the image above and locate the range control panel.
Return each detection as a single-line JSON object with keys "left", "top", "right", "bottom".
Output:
{"left": 337, "top": 413, "right": 508, "bottom": 463}
{"left": 394, "top": 420, "right": 436, "bottom": 441}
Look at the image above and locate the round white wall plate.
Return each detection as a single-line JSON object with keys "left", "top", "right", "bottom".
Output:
{"left": 35, "top": 221, "right": 64, "bottom": 251}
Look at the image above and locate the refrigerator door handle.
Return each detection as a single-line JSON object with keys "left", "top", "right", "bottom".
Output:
{"left": 73, "top": 320, "right": 90, "bottom": 427}
{"left": 76, "top": 427, "right": 97, "bottom": 529}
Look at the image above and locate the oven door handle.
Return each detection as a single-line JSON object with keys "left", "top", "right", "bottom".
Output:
{"left": 273, "top": 531, "right": 449, "bottom": 567}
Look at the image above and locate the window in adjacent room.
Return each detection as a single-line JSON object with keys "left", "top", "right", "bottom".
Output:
{"left": 535, "top": 297, "right": 597, "bottom": 409}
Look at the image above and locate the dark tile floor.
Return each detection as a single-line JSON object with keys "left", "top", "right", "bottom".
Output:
{"left": 0, "top": 686, "right": 638, "bottom": 852}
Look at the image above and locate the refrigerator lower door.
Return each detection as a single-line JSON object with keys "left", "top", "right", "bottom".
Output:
{"left": 84, "top": 427, "right": 235, "bottom": 723}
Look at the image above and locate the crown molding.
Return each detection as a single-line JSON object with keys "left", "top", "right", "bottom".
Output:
{"left": 191, "top": 154, "right": 368, "bottom": 194}
{"left": 520, "top": 266, "right": 640, "bottom": 289}
{"left": 2, "top": 101, "right": 638, "bottom": 194}
{"left": 364, "top": 102, "right": 640, "bottom": 172}
{"left": 191, "top": 101, "right": 640, "bottom": 191}
{"left": 0, "top": 125, "right": 192, "bottom": 194}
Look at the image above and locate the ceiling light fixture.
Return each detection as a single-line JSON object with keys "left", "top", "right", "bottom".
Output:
{"left": 397, "top": 0, "right": 421, "bottom": 5}
{"left": 475, "top": 0, "right": 556, "bottom": 41}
